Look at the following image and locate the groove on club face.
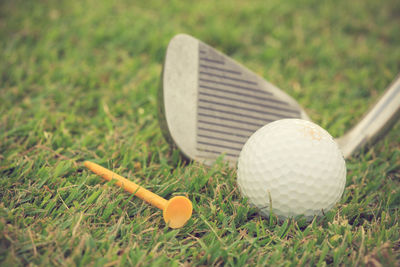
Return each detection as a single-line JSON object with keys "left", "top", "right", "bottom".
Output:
{"left": 196, "top": 42, "right": 304, "bottom": 164}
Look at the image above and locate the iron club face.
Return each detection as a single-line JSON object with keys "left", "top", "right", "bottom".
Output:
{"left": 158, "top": 34, "right": 400, "bottom": 166}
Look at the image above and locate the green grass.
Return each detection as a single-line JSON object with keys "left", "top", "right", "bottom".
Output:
{"left": 1, "top": 0, "right": 399, "bottom": 265}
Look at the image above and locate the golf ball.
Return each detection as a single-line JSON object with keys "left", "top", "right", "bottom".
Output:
{"left": 237, "top": 119, "right": 346, "bottom": 221}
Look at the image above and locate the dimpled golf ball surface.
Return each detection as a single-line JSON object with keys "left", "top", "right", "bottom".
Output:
{"left": 237, "top": 119, "right": 346, "bottom": 221}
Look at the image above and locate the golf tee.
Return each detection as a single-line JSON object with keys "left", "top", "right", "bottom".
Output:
{"left": 84, "top": 161, "right": 168, "bottom": 210}
{"left": 84, "top": 161, "right": 193, "bottom": 228}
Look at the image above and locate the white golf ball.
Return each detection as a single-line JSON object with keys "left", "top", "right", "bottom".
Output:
{"left": 237, "top": 119, "right": 346, "bottom": 221}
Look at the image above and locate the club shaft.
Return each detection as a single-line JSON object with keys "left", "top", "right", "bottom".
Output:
{"left": 338, "top": 76, "right": 400, "bottom": 158}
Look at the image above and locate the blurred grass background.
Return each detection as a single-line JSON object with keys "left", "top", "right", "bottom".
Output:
{"left": 0, "top": 0, "right": 399, "bottom": 266}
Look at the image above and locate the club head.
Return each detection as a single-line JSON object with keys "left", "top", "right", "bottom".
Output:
{"left": 158, "top": 34, "right": 310, "bottom": 166}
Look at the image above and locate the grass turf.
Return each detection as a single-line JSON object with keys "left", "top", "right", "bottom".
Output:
{"left": 1, "top": 0, "right": 399, "bottom": 265}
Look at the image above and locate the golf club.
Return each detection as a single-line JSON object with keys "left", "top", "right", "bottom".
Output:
{"left": 158, "top": 34, "right": 400, "bottom": 166}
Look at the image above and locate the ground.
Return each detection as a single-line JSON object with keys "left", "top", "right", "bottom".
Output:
{"left": 0, "top": 0, "right": 399, "bottom": 266}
